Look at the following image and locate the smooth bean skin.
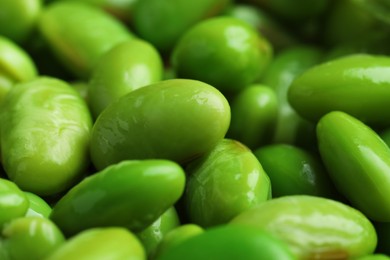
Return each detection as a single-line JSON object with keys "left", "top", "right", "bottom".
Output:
{"left": 1, "top": 216, "right": 65, "bottom": 260}
{"left": 230, "top": 195, "right": 377, "bottom": 259}
{"left": 0, "top": 36, "right": 37, "bottom": 103}
{"left": 90, "top": 79, "right": 230, "bottom": 170}
{"left": 355, "top": 254, "right": 390, "bottom": 260}
{"left": 88, "top": 39, "right": 163, "bottom": 118}
{"left": 226, "top": 85, "right": 278, "bottom": 149}
{"left": 0, "top": 0, "right": 42, "bottom": 43}
{"left": 157, "top": 225, "right": 294, "bottom": 260}
{"left": 44, "top": 227, "right": 145, "bottom": 260}
{"left": 253, "top": 144, "right": 339, "bottom": 198}
{"left": 24, "top": 192, "right": 52, "bottom": 218}
{"left": 0, "top": 36, "right": 37, "bottom": 81}
{"left": 185, "top": 139, "right": 271, "bottom": 227}
{"left": 225, "top": 4, "right": 297, "bottom": 51}
{"left": 0, "top": 178, "right": 29, "bottom": 228}
{"left": 153, "top": 224, "right": 204, "bottom": 259}
{"left": 38, "top": 2, "right": 133, "bottom": 78}
{"left": 260, "top": 45, "right": 322, "bottom": 145}
{"left": 0, "top": 241, "right": 9, "bottom": 260}
{"left": 317, "top": 111, "right": 390, "bottom": 222}
{"left": 50, "top": 160, "right": 186, "bottom": 236}
{"left": 0, "top": 77, "right": 92, "bottom": 196}
{"left": 132, "top": 0, "right": 231, "bottom": 53}
{"left": 288, "top": 54, "right": 390, "bottom": 127}
{"left": 171, "top": 17, "right": 272, "bottom": 95}
{"left": 136, "top": 207, "right": 180, "bottom": 257}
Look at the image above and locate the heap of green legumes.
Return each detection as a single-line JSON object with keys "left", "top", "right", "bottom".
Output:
{"left": 0, "top": 0, "right": 390, "bottom": 259}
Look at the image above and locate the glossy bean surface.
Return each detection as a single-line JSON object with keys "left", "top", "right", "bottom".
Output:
{"left": 50, "top": 160, "right": 185, "bottom": 236}
{"left": 231, "top": 195, "right": 377, "bottom": 259}
{"left": 90, "top": 79, "right": 230, "bottom": 169}
{"left": 0, "top": 77, "right": 92, "bottom": 196}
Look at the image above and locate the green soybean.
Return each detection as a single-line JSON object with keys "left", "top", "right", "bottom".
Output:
{"left": 288, "top": 54, "right": 390, "bottom": 127}
{"left": 171, "top": 16, "right": 272, "bottom": 95}
{"left": 88, "top": 39, "right": 163, "bottom": 118}
{"left": 254, "top": 143, "right": 339, "bottom": 199}
{"left": 225, "top": 4, "right": 297, "bottom": 51}
{"left": 226, "top": 85, "right": 278, "bottom": 149}
{"left": 90, "top": 79, "right": 230, "bottom": 170}
{"left": 260, "top": 45, "right": 323, "bottom": 145}
{"left": 50, "top": 160, "right": 185, "bottom": 236}
{"left": 136, "top": 207, "right": 180, "bottom": 257}
{"left": 230, "top": 195, "right": 377, "bottom": 259}
{"left": 317, "top": 111, "right": 390, "bottom": 221}
{"left": 0, "top": 0, "right": 42, "bottom": 43}
{"left": 156, "top": 225, "right": 294, "bottom": 260}
{"left": 1, "top": 216, "right": 65, "bottom": 260}
{"left": 24, "top": 192, "right": 52, "bottom": 218}
{"left": 38, "top": 1, "right": 133, "bottom": 78}
{"left": 153, "top": 224, "right": 204, "bottom": 259}
{"left": 44, "top": 227, "right": 145, "bottom": 260}
{"left": 132, "top": 0, "right": 231, "bottom": 53}
{"left": 0, "top": 36, "right": 37, "bottom": 103}
{"left": 0, "top": 178, "right": 29, "bottom": 228}
{"left": 185, "top": 139, "right": 271, "bottom": 227}
{"left": 355, "top": 254, "right": 390, "bottom": 260}
{"left": 0, "top": 77, "right": 92, "bottom": 196}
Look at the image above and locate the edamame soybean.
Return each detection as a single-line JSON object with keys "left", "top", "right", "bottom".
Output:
{"left": 0, "top": 179, "right": 29, "bottom": 228}
{"left": 355, "top": 254, "right": 390, "bottom": 260}
{"left": 260, "top": 45, "right": 322, "bottom": 145}
{"left": 0, "top": 0, "right": 389, "bottom": 258}
{"left": 171, "top": 16, "right": 272, "bottom": 95}
{"left": 0, "top": 36, "right": 37, "bottom": 103}
{"left": 226, "top": 85, "right": 278, "bottom": 149}
{"left": 224, "top": 4, "right": 297, "bottom": 51}
{"left": 90, "top": 79, "right": 230, "bottom": 169}
{"left": 24, "top": 192, "right": 52, "bottom": 218}
{"left": 157, "top": 225, "right": 294, "bottom": 260}
{"left": 288, "top": 54, "right": 390, "bottom": 127}
{"left": 38, "top": 1, "right": 134, "bottom": 78}
{"left": 1, "top": 216, "right": 65, "bottom": 260}
{"left": 44, "top": 227, "right": 145, "bottom": 260}
{"left": 0, "top": 0, "right": 42, "bottom": 43}
{"left": 153, "top": 224, "right": 204, "bottom": 259}
{"left": 132, "top": 0, "right": 232, "bottom": 53}
{"left": 88, "top": 39, "right": 163, "bottom": 118}
{"left": 136, "top": 207, "right": 180, "bottom": 257}
{"left": 254, "top": 143, "right": 339, "bottom": 199}
{"left": 185, "top": 138, "right": 271, "bottom": 227}
{"left": 50, "top": 160, "right": 185, "bottom": 236}
{"left": 230, "top": 195, "right": 377, "bottom": 259}
{"left": 0, "top": 77, "right": 92, "bottom": 196}
{"left": 317, "top": 111, "right": 390, "bottom": 221}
